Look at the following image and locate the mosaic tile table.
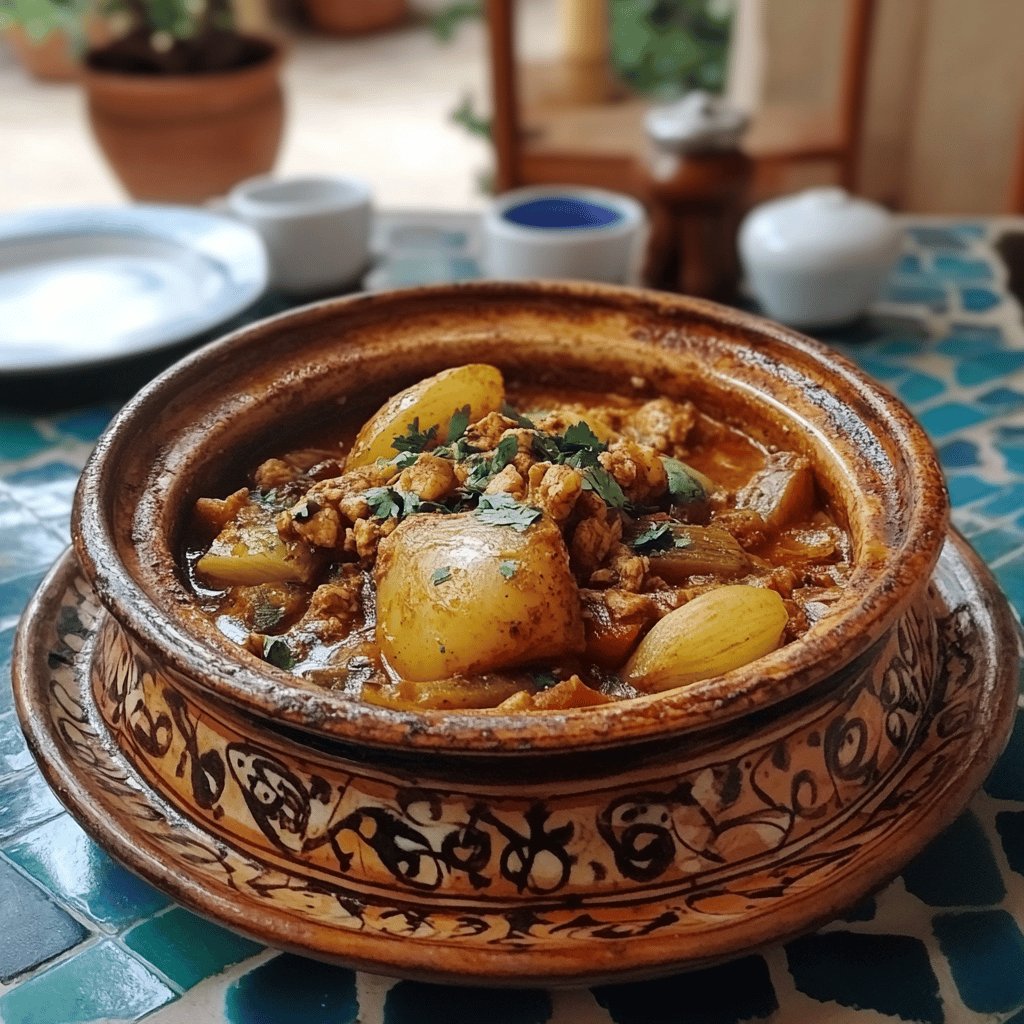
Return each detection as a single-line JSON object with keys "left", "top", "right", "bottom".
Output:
{"left": 1, "top": 215, "right": 1023, "bottom": 1024}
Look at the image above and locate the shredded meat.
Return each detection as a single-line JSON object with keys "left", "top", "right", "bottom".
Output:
{"left": 598, "top": 440, "right": 668, "bottom": 504}
{"left": 527, "top": 462, "right": 584, "bottom": 523}
{"left": 298, "top": 573, "right": 364, "bottom": 640}
{"left": 465, "top": 412, "right": 519, "bottom": 450}
{"left": 345, "top": 517, "right": 398, "bottom": 561}
{"left": 624, "top": 397, "right": 697, "bottom": 454}
{"left": 194, "top": 487, "right": 249, "bottom": 533}
{"left": 397, "top": 453, "right": 457, "bottom": 502}
{"left": 570, "top": 506, "right": 622, "bottom": 577}
{"left": 484, "top": 463, "right": 527, "bottom": 499}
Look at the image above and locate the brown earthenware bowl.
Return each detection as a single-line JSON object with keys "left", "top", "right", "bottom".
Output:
{"left": 36, "top": 281, "right": 1014, "bottom": 983}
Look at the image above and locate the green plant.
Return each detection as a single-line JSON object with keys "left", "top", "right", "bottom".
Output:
{"left": 609, "top": 0, "right": 734, "bottom": 98}
{"left": 0, "top": 0, "right": 90, "bottom": 42}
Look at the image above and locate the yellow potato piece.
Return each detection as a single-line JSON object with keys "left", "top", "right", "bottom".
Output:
{"left": 347, "top": 364, "right": 504, "bottom": 468}
{"left": 624, "top": 585, "right": 788, "bottom": 693}
{"left": 374, "top": 511, "right": 584, "bottom": 681}
{"left": 196, "top": 504, "right": 319, "bottom": 586}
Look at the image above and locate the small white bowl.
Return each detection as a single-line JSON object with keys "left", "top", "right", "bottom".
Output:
{"left": 483, "top": 185, "right": 647, "bottom": 284}
{"left": 228, "top": 175, "right": 373, "bottom": 296}
{"left": 739, "top": 187, "right": 901, "bottom": 328}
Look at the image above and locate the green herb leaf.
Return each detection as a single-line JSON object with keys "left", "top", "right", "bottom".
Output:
{"left": 291, "top": 498, "right": 320, "bottom": 524}
{"left": 501, "top": 402, "right": 536, "bottom": 428}
{"left": 562, "top": 421, "right": 604, "bottom": 450}
{"left": 252, "top": 602, "right": 285, "bottom": 632}
{"left": 431, "top": 565, "right": 453, "bottom": 585}
{"left": 492, "top": 434, "right": 518, "bottom": 471}
{"left": 662, "top": 457, "right": 707, "bottom": 503}
{"left": 531, "top": 670, "right": 558, "bottom": 690}
{"left": 447, "top": 404, "right": 471, "bottom": 442}
{"left": 474, "top": 493, "right": 543, "bottom": 532}
{"left": 253, "top": 488, "right": 291, "bottom": 513}
{"left": 581, "top": 465, "right": 628, "bottom": 509}
{"left": 392, "top": 417, "right": 439, "bottom": 454}
{"left": 390, "top": 450, "right": 418, "bottom": 470}
{"left": 531, "top": 433, "right": 563, "bottom": 463}
{"left": 499, "top": 559, "right": 519, "bottom": 579}
{"left": 263, "top": 636, "right": 295, "bottom": 671}
{"left": 364, "top": 487, "right": 402, "bottom": 519}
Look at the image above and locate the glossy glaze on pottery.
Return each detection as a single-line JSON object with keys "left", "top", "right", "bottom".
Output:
{"left": 71, "top": 282, "right": 949, "bottom": 753}
{"left": 13, "top": 538, "right": 1018, "bottom": 983}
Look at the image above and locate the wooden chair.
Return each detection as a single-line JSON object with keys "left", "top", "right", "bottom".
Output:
{"left": 485, "top": 0, "right": 878, "bottom": 291}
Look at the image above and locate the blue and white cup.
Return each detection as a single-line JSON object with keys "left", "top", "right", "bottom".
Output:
{"left": 483, "top": 186, "right": 647, "bottom": 284}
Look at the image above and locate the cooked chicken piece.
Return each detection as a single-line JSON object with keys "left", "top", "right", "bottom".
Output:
{"left": 527, "top": 462, "right": 584, "bottom": 523}
{"left": 589, "top": 543, "right": 648, "bottom": 592}
{"left": 194, "top": 487, "right": 250, "bottom": 533}
{"left": 736, "top": 452, "right": 816, "bottom": 532}
{"left": 484, "top": 463, "right": 527, "bottom": 500}
{"left": 624, "top": 397, "right": 697, "bottom": 454}
{"left": 290, "top": 506, "right": 343, "bottom": 549}
{"left": 297, "top": 571, "right": 364, "bottom": 640}
{"left": 346, "top": 517, "right": 398, "bottom": 561}
{"left": 465, "top": 412, "right": 520, "bottom": 450}
{"left": 254, "top": 458, "right": 299, "bottom": 491}
{"left": 219, "top": 581, "right": 310, "bottom": 630}
{"left": 396, "top": 452, "right": 457, "bottom": 502}
{"left": 598, "top": 440, "right": 668, "bottom": 504}
{"left": 569, "top": 506, "right": 622, "bottom": 577}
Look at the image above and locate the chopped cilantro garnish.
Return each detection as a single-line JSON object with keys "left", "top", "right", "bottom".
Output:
{"left": 253, "top": 488, "right": 291, "bottom": 512}
{"left": 447, "top": 404, "right": 471, "bottom": 442}
{"left": 499, "top": 559, "right": 518, "bottom": 579}
{"left": 531, "top": 433, "right": 562, "bottom": 463}
{"left": 364, "top": 487, "right": 402, "bottom": 519}
{"left": 291, "top": 498, "right": 320, "bottom": 523}
{"left": 580, "top": 465, "right": 628, "bottom": 509}
{"left": 531, "top": 670, "right": 558, "bottom": 690}
{"left": 663, "top": 457, "right": 707, "bottom": 503}
{"left": 562, "top": 421, "right": 604, "bottom": 450}
{"left": 493, "top": 433, "right": 519, "bottom": 471}
{"left": 252, "top": 602, "right": 285, "bottom": 632}
{"left": 631, "top": 522, "right": 691, "bottom": 553}
{"left": 392, "top": 417, "right": 439, "bottom": 454}
{"left": 474, "top": 493, "right": 542, "bottom": 532}
{"left": 263, "top": 636, "right": 295, "bottom": 670}
{"left": 390, "top": 450, "right": 418, "bottom": 470}
{"left": 431, "top": 565, "right": 453, "bottom": 585}
{"left": 501, "top": 403, "right": 536, "bottom": 428}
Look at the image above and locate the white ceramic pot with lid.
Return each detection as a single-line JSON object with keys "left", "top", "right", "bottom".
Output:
{"left": 739, "top": 187, "right": 901, "bottom": 328}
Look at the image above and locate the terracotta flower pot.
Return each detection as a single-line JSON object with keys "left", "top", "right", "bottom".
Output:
{"left": 5, "top": 26, "right": 79, "bottom": 80}
{"left": 82, "top": 39, "right": 285, "bottom": 204}
{"left": 302, "top": 0, "right": 408, "bottom": 35}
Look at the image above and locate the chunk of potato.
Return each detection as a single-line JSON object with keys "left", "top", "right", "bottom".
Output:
{"left": 624, "top": 585, "right": 788, "bottom": 693}
{"left": 347, "top": 364, "right": 505, "bottom": 469}
{"left": 374, "top": 511, "right": 584, "bottom": 680}
{"left": 196, "top": 503, "right": 320, "bottom": 587}
{"left": 644, "top": 524, "right": 751, "bottom": 582}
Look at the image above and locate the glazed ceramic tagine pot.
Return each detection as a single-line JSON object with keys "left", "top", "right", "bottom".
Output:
{"left": 15, "top": 282, "right": 1020, "bottom": 986}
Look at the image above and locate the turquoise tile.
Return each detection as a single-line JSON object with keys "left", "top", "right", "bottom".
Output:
{"left": 977, "top": 386, "right": 1024, "bottom": 409}
{"left": 876, "top": 336, "right": 930, "bottom": 357}
{"left": 593, "top": 956, "right": 776, "bottom": 1024}
{"left": 968, "top": 527, "right": 1023, "bottom": 566}
{"left": 908, "top": 226, "right": 969, "bottom": 249}
{"left": 0, "top": 500, "right": 65, "bottom": 585}
{"left": 918, "top": 402, "right": 988, "bottom": 438}
{"left": 939, "top": 439, "right": 981, "bottom": 469}
{"left": 785, "top": 932, "right": 941, "bottom": 1023}
{"left": 124, "top": 906, "right": 263, "bottom": 990}
{"left": 935, "top": 324, "right": 1005, "bottom": 357}
{"left": 0, "top": 713, "right": 33, "bottom": 780}
{"left": 4, "top": 815, "right": 169, "bottom": 931}
{"left": 995, "top": 811, "right": 1024, "bottom": 878}
{"left": 986, "top": 715, "right": 1024, "bottom": 801}
{"left": 0, "top": 570, "right": 47, "bottom": 623}
{"left": 850, "top": 356, "right": 906, "bottom": 382}
{"left": 51, "top": 406, "right": 116, "bottom": 443}
{"left": 1, "top": 463, "right": 80, "bottom": 524}
{"left": 897, "top": 372, "right": 947, "bottom": 404}
{"left": 901, "top": 811, "right": 1005, "bottom": 906}
{"left": 0, "top": 418, "right": 49, "bottom": 461}
{"left": 0, "top": 940, "right": 174, "bottom": 1024}
{"left": 883, "top": 283, "right": 948, "bottom": 310}
{"left": 0, "top": 627, "right": 13, "bottom": 716}
{"left": 0, "top": 770, "right": 63, "bottom": 841}
{"left": 225, "top": 954, "right": 357, "bottom": 1024}
{"left": 386, "top": 981, "right": 551, "bottom": 1024}
{"left": 961, "top": 286, "right": 1000, "bottom": 312}
{"left": 955, "top": 351, "right": 1024, "bottom": 386}
{"left": 946, "top": 474, "right": 1002, "bottom": 508}
{"left": 0, "top": 855, "right": 88, "bottom": 982}
{"left": 933, "top": 909, "right": 1024, "bottom": 1013}
{"left": 933, "top": 254, "right": 993, "bottom": 281}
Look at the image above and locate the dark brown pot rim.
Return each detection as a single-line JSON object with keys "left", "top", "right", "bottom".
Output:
{"left": 72, "top": 281, "right": 949, "bottom": 754}
{"left": 82, "top": 34, "right": 284, "bottom": 85}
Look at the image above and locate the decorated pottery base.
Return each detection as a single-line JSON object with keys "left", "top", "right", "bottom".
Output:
{"left": 14, "top": 536, "right": 1019, "bottom": 986}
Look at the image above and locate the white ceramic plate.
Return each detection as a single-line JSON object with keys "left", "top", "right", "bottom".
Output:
{"left": 0, "top": 205, "right": 268, "bottom": 375}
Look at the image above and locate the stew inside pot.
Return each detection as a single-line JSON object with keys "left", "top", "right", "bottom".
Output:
{"left": 184, "top": 364, "right": 852, "bottom": 711}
